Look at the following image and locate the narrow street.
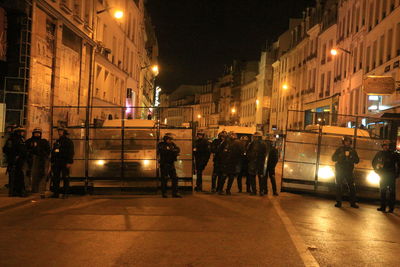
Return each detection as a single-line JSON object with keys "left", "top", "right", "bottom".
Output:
{"left": 1, "top": 190, "right": 399, "bottom": 267}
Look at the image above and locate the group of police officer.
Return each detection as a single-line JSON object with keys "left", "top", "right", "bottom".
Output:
{"left": 3, "top": 126, "right": 74, "bottom": 199}
{"left": 157, "top": 130, "right": 279, "bottom": 198}
{"left": 332, "top": 136, "right": 399, "bottom": 212}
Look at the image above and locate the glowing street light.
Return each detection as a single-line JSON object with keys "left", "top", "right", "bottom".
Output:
{"left": 151, "top": 65, "right": 159, "bottom": 75}
{"left": 282, "top": 84, "right": 289, "bottom": 90}
{"left": 113, "top": 10, "right": 124, "bottom": 19}
{"left": 330, "top": 48, "right": 338, "bottom": 56}
{"left": 231, "top": 107, "right": 236, "bottom": 114}
{"left": 197, "top": 114, "right": 202, "bottom": 119}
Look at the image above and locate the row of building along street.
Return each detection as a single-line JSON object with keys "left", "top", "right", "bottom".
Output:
{"left": 162, "top": 0, "right": 400, "bottom": 142}
{"left": 0, "top": 0, "right": 158, "bottom": 138}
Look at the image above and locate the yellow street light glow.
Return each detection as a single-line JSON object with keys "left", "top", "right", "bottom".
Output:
{"left": 367, "top": 171, "right": 380, "bottom": 185}
{"left": 96, "top": 160, "right": 106, "bottom": 166}
{"left": 330, "top": 49, "right": 338, "bottom": 56}
{"left": 114, "top": 10, "right": 124, "bottom": 19}
{"left": 282, "top": 84, "right": 289, "bottom": 90}
{"left": 151, "top": 65, "right": 159, "bottom": 74}
{"left": 231, "top": 108, "right": 236, "bottom": 113}
{"left": 318, "top": 166, "right": 335, "bottom": 180}
{"left": 197, "top": 114, "right": 201, "bottom": 119}
{"left": 143, "top": 160, "right": 150, "bottom": 167}
{"left": 256, "top": 99, "right": 260, "bottom": 106}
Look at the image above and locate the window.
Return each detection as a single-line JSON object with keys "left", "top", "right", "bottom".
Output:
{"left": 366, "top": 46, "right": 371, "bottom": 72}
{"left": 372, "top": 40, "right": 378, "bottom": 69}
{"left": 375, "top": 0, "right": 381, "bottom": 25}
{"left": 320, "top": 73, "right": 325, "bottom": 94}
{"left": 387, "top": 28, "right": 393, "bottom": 61}
{"left": 379, "top": 34, "right": 385, "bottom": 65}
{"left": 396, "top": 23, "right": 400, "bottom": 56}
{"left": 359, "top": 42, "right": 364, "bottom": 70}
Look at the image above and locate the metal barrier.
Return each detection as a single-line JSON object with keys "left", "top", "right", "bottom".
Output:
{"left": 282, "top": 110, "right": 400, "bottom": 200}
{"left": 51, "top": 106, "right": 194, "bottom": 194}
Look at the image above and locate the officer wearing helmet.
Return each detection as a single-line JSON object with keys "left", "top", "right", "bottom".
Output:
{"left": 210, "top": 131, "right": 227, "bottom": 192}
{"left": 372, "top": 140, "right": 400, "bottom": 213}
{"left": 2, "top": 126, "right": 28, "bottom": 196}
{"left": 218, "top": 131, "right": 244, "bottom": 195}
{"left": 193, "top": 130, "right": 211, "bottom": 192}
{"left": 26, "top": 127, "right": 51, "bottom": 198}
{"left": 237, "top": 135, "right": 250, "bottom": 193}
{"left": 332, "top": 136, "right": 360, "bottom": 208}
{"left": 247, "top": 132, "right": 267, "bottom": 196}
{"left": 51, "top": 127, "right": 74, "bottom": 198}
{"left": 158, "top": 133, "right": 182, "bottom": 198}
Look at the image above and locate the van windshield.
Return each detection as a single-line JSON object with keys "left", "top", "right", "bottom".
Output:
{"left": 92, "top": 129, "right": 156, "bottom": 150}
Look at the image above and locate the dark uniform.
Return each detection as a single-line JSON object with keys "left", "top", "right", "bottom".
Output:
{"left": 237, "top": 137, "right": 250, "bottom": 193}
{"left": 372, "top": 142, "right": 399, "bottom": 213}
{"left": 51, "top": 130, "right": 74, "bottom": 198}
{"left": 158, "top": 135, "right": 181, "bottom": 198}
{"left": 332, "top": 137, "right": 359, "bottom": 208}
{"left": 247, "top": 136, "right": 267, "bottom": 195}
{"left": 26, "top": 128, "right": 51, "bottom": 198}
{"left": 218, "top": 135, "right": 244, "bottom": 195}
{"left": 193, "top": 133, "right": 211, "bottom": 192}
{"left": 265, "top": 142, "right": 279, "bottom": 196}
{"left": 3, "top": 128, "right": 27, "bottom": 197}
{"left": 210, "top": 133, "right": 225, "bottom": 192}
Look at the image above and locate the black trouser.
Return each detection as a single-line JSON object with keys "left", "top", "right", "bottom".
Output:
{"left": 248, "top": 174, "right": 265, "bottom": 194}
{"left": 9, "top": 166, "right": 26, "bottom": 196}
{"left": 218, "top": 173, "right": 236, "bottom": 192}
{"left": 379, "top": 172, "right": 396, "bottom": 210}
{"left": 335, "top": 169, "right": 356, "bottom": 204}
{"left": 160, "top": 163, "right": 178, "bottom": 196}
{"left": 265, "top": 166, "right": 277, "bottom": 194}
{"left": 237, "top": 169, "right": 248, "bottom": 192}
{"left": 195, "top": 169, "right": 203, "bottom": 190}
{"left": 52, "top": 162, "right": 70, "bottom": 196}
{"left": 212, "top": 165, "right": 222, "bottom": 191}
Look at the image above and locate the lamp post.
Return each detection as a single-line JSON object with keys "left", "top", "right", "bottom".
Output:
{"left": 277, "top": 83, "right": 294, "bottom": 131}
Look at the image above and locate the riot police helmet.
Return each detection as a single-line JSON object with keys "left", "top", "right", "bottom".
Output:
{"left": 32, "top": 127, "right": 43, "bottom": 134}
{"left": 13, "top": 126, "right": 26, "bottom": 133}
{"left": 342, "top": 136, "right": 352, "bottom": 145}
{"left": 163, "top": 133, "right": 174, "bottom": 142}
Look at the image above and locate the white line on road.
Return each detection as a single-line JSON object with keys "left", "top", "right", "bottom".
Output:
{"left": 270, "top": 196, "right": 320, "bottom": 267}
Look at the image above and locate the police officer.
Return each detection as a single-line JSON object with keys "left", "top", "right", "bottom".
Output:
{"left": 210, "top": 131, "right": 226, "bottom": 193}
{"left": 51, "top": 127, "right": 74, "bottom": 198}
{"left": 158, "top": 133, "right": 182, "bottom": 198}
{"left": 372, "top": 140, "right": 399, "bottom": 213}
{"left": 218, "top": 132, "right": 244, "bottom": 195}
{"left": 265, "top": 138, "right": 279, "bottom": 196}
{"left": 3, "top": 126, "right": 27, "bottom": 197}
{"left": 332, "top": 136, "right": 360, "bottom": 208}
{"left": 26, "top": 128, "right": 51, "bottom": 199}
{"left": 247, "top": 132, "right": 267, "bottom": 196}
{"left": 193, "top": 131, "right": 211, "bottom": 192}
{"left": 237, "top": 135, "right": 250, "bottom": 193}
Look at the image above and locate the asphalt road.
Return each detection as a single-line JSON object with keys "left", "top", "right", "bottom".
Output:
{"left": 0, "top": 189, "right": 399, "bottom": 267}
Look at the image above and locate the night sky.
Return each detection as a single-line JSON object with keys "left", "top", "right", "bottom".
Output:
{"left": 146, "top": 0, "right": 315, "bottom": 92}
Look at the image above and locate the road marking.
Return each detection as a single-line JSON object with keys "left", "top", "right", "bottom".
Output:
{"left": 270, "top": 196, "right": 320, "bottom": 267}
{"left": 43, "top": 199, "right": 108, "bottom": 214}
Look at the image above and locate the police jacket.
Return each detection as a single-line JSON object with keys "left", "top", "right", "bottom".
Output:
{"left": 211, "top": 138, "right": 223, "bottom": 163}
{"left": 221, "top": 138, "right": 244, "bottom": 174}
{"left": 267, "top": 146, "right": 279, "bottom": 168}
{"left": 51, "top": 135, "right": 74, "bottom": 164}
{"left": 3, "top": 133, "right": 27, "bottom": 167}
{"left": 26, "top": 136, "right": 51, "bottom": 162}
{"left": 372, "top": 150, "right": 399, "bottom": 176}
{"left": 193, "top": 138, "right": 211, "bottom": 169}
{"left": 158, "top": 141, "right": 180, "bottom": 165}
{"left": 332, "top": 146, "right": 359, "bottom": 171}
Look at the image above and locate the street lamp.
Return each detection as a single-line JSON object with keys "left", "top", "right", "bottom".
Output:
{"left": 97, "top": 7, "right": 124, "bottom": 19}
{"left": 231, "top": 107, "right": 236, "bottom": 114}
{"left": 197, "top": 114, "right": 202, "bottom": 119}
{"left": 330, "top": 47, "right": 352, "bottom": 56}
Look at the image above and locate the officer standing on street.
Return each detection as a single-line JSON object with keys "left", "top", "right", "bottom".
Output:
{"left": 247, "top": 132, "right": 267, "bottom": 196}
{"left": 332, "top": 136, "right": 360, "bottom": 208}
{"left": 210, "top": 131, "right": 226, "bottom": 193}
{"left": 265, "top": 138, "right": 279, "bottom": 196}
{"left": 218, "top": 132, "right": 243, "bottom": 195}
{"left": 158, "top": 133, "right": 182, "bottom": 198}
{"left": 237, "top": 135, "right": 250, "bottom": 193}
{"left": 3, "top": 126, "right": 28, "bottom": 197}
{"left": 372, "top": 140, "right": 400, "bottom": 213}
{"left": 26, "top": 128, "right": 51, "bottom": 199}
{"left": 193, "top": 131, "right": 211, "bottom": 192}
{"left": 51, "top": 127, "right": 74, "bottom": 198}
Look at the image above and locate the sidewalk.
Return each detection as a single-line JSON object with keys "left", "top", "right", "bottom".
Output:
{"left": 0, "top": 167, "right": 36, "bottom": 211}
